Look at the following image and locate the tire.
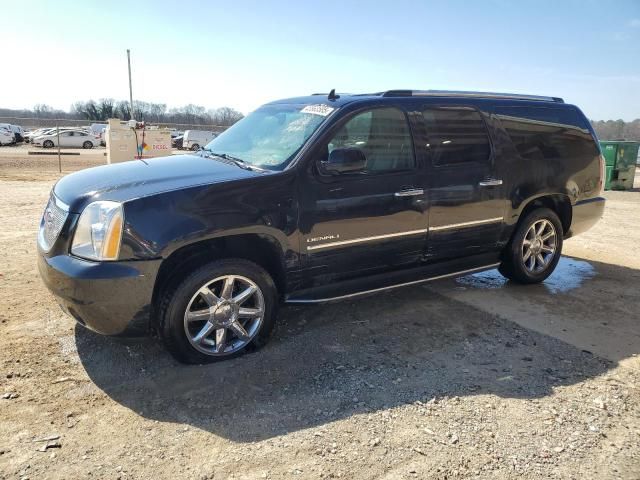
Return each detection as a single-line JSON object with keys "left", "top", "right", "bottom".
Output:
{"left": 190, "top": 143, "right": 200, "bottom": 151}
{"left": 159, "top": 258, "right": 278, "bottom": 364}
{"left": 499, "top": 207, "right": 563, "bottom": 284}
{"left": 43, "top": 140, "right": 54, "bottom": 148}
{"left": 82, "top": 141, "right": 93, "bottom": 149}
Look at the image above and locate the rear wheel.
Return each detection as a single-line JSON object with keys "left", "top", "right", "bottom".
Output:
{"left": 190, "top": 143, "right": 200, "bottom": 151}
{"left": 43, "top": 140, "right": 54, "bottom": 148}
{"left": 499, "top": 208, "right": 563, "bottom": 284}
{"left": 82, "top": 141, "right": 93, "bottom": 149}
{"left": 159, "top": 259, "right": 277, "bottom": 364}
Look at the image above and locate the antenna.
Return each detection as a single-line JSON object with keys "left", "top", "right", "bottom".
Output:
{"left": 126, "top": 49, "right": 134, "bottom": 119}
{"left": 328, "top": 89, "right": 340, "bottom": 101}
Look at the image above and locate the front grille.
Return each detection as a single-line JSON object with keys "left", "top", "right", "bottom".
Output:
{"left": 38, "top": 194, "right": 69, "bottom": 252}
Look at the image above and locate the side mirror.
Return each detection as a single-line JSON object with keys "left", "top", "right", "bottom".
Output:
{"left": 320, "top": 147, "right": 366, "bottom": 175}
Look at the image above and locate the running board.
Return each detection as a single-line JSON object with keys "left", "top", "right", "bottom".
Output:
{"left": 285, "top": 253, "right": 500, "bottom": 304}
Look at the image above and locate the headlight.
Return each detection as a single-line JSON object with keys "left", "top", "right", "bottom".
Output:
{"left": 71, "top": 201, "right": 123, "bottom": 261}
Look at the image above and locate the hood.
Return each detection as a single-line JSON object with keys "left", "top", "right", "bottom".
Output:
{"left": 54, "top": 154, "right": 260, "bottom": 212}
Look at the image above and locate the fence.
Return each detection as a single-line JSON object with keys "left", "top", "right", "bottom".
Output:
{"left": 0, "top": 117, "right": 230, "bottom": 174}
{"left": 0, "top": 116, "right": 230, "bottom": 132}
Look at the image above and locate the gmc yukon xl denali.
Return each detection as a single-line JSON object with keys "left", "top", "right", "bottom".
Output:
{"left": 38, "top": 90, "right": 606, "bottom": 363}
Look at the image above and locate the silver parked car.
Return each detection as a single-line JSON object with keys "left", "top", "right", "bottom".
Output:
{"left": 33, "top": 129, "right": 100, "bottom": 149}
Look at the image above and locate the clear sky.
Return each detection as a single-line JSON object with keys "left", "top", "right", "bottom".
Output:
{"left": 3, "top": 0, "right": 639, "bottom": 120}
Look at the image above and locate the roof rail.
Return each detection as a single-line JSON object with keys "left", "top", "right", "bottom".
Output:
{"left": 380, "top": 89, "right": 564, "bottom": 103}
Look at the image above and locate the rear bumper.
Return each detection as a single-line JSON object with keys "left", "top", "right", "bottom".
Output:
{"left": 38, "top": 253, "right": 162, "bottom": 336}
{"left": 566, "top": 197, "right": 605, "bottom": 238}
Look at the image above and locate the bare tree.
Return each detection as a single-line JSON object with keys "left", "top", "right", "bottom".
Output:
{"left": 2, "top": 99, "right": 246, "bottom": 128}
{"left": 212, "top": 107, "right": 244, "bottom": 126}
{"left": 33, "top": 104, "right": 56, "bottom": 118}
{"left": 98, "top": 98, "right": 115, "bottom": 120}
{"left": 591, "top": 119, "right": 640, "bottom": 141}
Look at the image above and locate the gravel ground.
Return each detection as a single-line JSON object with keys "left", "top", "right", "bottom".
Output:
{"left": 0, "top": 143, "right": 184, "bottom": 181}
{"left": 0, "top": 165, "right": 639, "bottom": 480}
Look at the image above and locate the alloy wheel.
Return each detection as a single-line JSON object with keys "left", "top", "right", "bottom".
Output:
{"left": 522, "top": 219, "right": 557, "bottom": 273}
{"left": 183, "top": 275, "right": 265, "bottom": 356}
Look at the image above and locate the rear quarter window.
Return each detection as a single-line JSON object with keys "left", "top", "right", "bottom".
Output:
{"left": 494, "top": 106, "right": 598, "bottom": 161}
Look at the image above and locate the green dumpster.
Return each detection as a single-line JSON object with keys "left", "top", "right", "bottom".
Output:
{"left": 599, "top": 141, "right": 640, "bottom": 190}
{"left": 605, "top": 165, "right": 614, "bottom": 190}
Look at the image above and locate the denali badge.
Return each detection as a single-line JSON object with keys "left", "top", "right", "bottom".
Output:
{"left": 307, "top": 234, "right": 340, "bottom": 243}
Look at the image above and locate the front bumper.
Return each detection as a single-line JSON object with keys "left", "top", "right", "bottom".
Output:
{"left": 38, "top": 253, "right": 162, "bottom": 336}
{"left": 566, "top": 197, "right": 606, "bottom": 238}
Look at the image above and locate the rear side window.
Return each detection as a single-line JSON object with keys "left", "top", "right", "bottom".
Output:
{"left": 422, "top": 107, "right": 491, "bottom": 166}
{"left": 495, "top": 106, "right": 598, "bottom": 161}
{"left": 328, "top": 107, "right": 415, "bottom": 172}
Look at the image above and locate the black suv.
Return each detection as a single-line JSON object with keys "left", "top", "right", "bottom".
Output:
{"left": 38, "top": 90, "right": 605, "bottom": 363}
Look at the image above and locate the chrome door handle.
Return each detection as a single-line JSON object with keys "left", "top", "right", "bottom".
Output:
{"left": 478, "top": 179, "right": 503, "bottom": 187}
{"left": 394, "top": 188, "right": 424, "bottom": 197}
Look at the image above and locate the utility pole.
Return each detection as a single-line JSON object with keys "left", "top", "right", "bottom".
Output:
{"left": 127, "top": 49, "right": 134, "bottom": 120}
{"left": 56, "top": 122, "right": 61, "bottom": 173}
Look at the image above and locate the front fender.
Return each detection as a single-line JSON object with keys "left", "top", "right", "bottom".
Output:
{"left": 118, "top": 174, "right": 300, "bottom": 261}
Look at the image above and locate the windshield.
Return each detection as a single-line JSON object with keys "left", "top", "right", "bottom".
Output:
{"left": 203, "top": 104, "right": 334, "bottom": 170}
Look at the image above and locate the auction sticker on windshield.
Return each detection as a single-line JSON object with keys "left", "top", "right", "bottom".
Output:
{"left": 301, "top": 105, "right": 335, "bottom": 116}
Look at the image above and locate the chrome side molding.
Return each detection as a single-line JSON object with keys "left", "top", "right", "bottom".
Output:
{"left": 306, "top": 228, "right": 429, "bottom": 251}
{"left": 429, "top": 217, "right": 503, "bottom": 232}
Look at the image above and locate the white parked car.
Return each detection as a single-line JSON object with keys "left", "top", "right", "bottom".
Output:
{"left": 32, "top": 129, "right": 100, "bottom": 149}
{"left": 25, "top": 128, "right": 59, "bottom": 143}
{"left": 0, "top": 128, "right": 15, "bottom": 145}
{"left": 0, "top": 124, "right": 23, "bottom": 142}
{"left": 182, "top": 130, "right": 216, "bottom": 151}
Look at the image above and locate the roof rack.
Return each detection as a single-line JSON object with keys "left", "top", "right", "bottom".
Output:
{"left": 380, "top": 89, "right": 564, "bottom": 103}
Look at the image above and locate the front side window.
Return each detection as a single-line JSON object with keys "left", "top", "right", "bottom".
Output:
{"left": 422, "top": 107, "right": 491, "bottom": 166}
{"left": 204, "top": 104, "right": 332, "bottom": 170}
{"left": 327, "top": 107, "right": 415, "bottom": 172}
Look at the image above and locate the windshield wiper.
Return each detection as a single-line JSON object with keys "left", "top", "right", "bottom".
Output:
{"left": 202, "top": 150, "right": 268, "bottom": 172}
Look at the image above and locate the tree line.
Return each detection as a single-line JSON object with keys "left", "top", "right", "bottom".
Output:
{"left": 0, "top": 99, "right": 244, "bottom": 127}
{"left": 590, "top": 119, "right": 640, "bottom": 142}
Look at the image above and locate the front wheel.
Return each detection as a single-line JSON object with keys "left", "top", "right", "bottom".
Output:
{"left": 499, "top": 207, "right": 563, "bottom": 284}
{"left": 159, "top": 259, "right": 277, "bottom": 364}
{"left": 82, "top": 141, "right": 93, "bottom": 149}
{"left": 43, "top": 140, "right": 54, "bottom": 148}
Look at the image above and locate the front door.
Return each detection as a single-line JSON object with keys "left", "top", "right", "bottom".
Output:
{"left": 299, "top": 106, "right": 428, "bottom": 286}
{"left": 420, "top": 106, "right": 505, "bottom": 261}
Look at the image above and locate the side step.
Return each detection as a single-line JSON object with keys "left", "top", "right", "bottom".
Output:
{"left": 285, "top": 253, "right": 500, "bottom": 304}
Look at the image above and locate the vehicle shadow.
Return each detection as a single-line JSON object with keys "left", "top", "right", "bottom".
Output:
{"left": 75, "top": 255, "right": 639, "bottom": 442}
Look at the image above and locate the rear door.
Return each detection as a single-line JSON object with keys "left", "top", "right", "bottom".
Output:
{"left": 76, "top": 132, "right": 90, "bottom": 146}
{"left": 421, "top": 106, "right": 505, "bottom": 260}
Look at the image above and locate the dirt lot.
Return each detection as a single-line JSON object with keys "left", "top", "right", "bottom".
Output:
{"left": 0, "top": 159, "right": 639, "bottom": 479}
{"left": 0, "top": 144, "right": 186, "bottom": 182}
